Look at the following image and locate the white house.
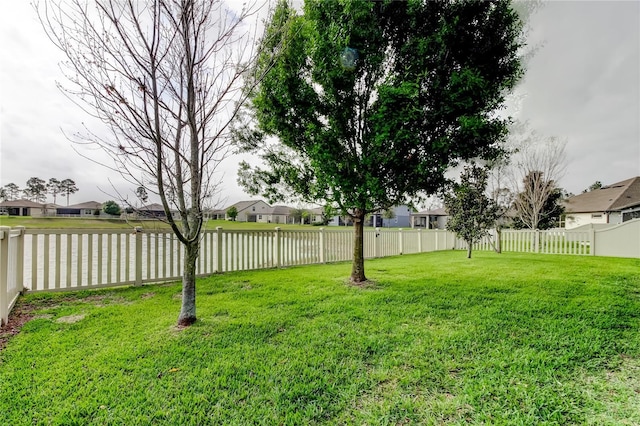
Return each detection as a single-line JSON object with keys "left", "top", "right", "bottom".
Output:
{"left": 411, "top": 207, "right": 448, "bottom": 229}
{"left": 225, "top": 200, "right": 271, "bottom": 222}
{"left": 564, "top": 176, "right": 640, "bottom": 229}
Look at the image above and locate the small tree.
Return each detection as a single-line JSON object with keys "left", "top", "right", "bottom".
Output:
{"left": 321, "top": 205, "right": 337, "bottom": 226}
{"left": 103, "top": 200, "right": 121, "bottom": 216}
{"left": 0, "top": 188, "right": 7, "bottom": 203}
{"left": 226, "top": 206, "right": 238, "bottom": 221}
{"left": 443, "top": 165, "right": 499, "bottom": 259}
{"left": 382, "top": 209, "right": 396, "bottom": 228}
{"left": 59, "top": 179, "right": 79, "bottom": 206}
{"left": 290, "top": 208, "right": 306, "bottom": 224}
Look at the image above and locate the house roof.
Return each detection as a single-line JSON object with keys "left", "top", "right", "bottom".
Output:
{"left": 0, "top": 199, "right": 44, "bottom": 208}
{"left": 564, "top": 177, "right": 640, "bottom": 213}
{"left": 140, "top": 203, "right": 165, "bottom": 212}
{"left": 270, "top": 205, "right": 292, "bottom": 215}
{"left": 226, "top": 200, "right": 269, "bottom": 213}
{"left": 64, "top": 201, "right": 103, "bottom": 209}
{"left": 412, "top": 207, "right": 448, "bottom": 216}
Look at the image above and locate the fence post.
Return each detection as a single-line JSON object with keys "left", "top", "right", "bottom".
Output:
{"left": 418, "top": 228, "right": 422, "bottom": 252}
{"left": 534, "top": 230, "right": 540, "bottom": 253}
{"left": 216, "top": 227, "right": 223, "bottom": 272}
{"left": 398, "top": 228, "right": 403, "bottom": 255}
{"left": 374, "top": 227, "right": 380, "bottom": 258}
{"left": 319, "top": 228, "right": 325, "bottom": 263}
{"left": 135, "top": 227, "right": 143, "bottom": 286}
{"left": 0, "top": 227, "right": 9, "bottom": 325}
{"left": 275, "top": 227, "right": 281, "bottom": 267}
{"left": 435, "top": 230, "right": 439, "bottom": 251}
{"left": 14, "top": 226, "right": 25, "bottom": 293}
{"left": 589, "top": 228, "right": 596, "bottom": 256}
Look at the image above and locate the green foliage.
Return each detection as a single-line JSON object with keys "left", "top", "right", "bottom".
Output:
{"left": 24, "top": 177, "right": 47, "bottom": 203}
{"left": 236, "top": 0, "right": 523, "bottom": 213}
{"left": 102, "top": 200, "right": 121, "bottom": 216}
{"left": 236, "top": 0, "right": 523, "bottom": 280}
{"left": 1, "top": 253, "right": 639, "bottom": 424}
{"left": 226, "top": 206, "right": 238, "bottom": 221}
{"left": 583, "top": 180, "right": 603, "bottom": 193}
{"left": 443, "top": 165, "right": 499, "bottom": 257}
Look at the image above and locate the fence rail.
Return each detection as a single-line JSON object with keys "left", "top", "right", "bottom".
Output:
{"left": 3, "top": 220, "right": 639, "bottom": 325}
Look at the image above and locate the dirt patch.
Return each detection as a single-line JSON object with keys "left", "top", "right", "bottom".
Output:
{"left": 345, "top": 278, "right": 380, "bottom": 289}
{"left": 55, "top": 314, "right": 86, "bottom": 324}
{"left": 0, "top": 304, "right": 36, "bottom": 351}
{"left": 141, "top": 292, "right": 156, "bottom": 299}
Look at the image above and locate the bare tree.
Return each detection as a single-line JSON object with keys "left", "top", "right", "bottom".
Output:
{"left": 38, "top": 0, "right": 273, "bottom": 326}
{"left": 509, "top": 131, "right": 567, "bottom": 230}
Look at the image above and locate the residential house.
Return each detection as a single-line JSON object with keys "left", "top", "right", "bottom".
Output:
{"left": 204, "top": 209, "right": 227, "bottom": 220}
{"left": 138, "top": 203, "right": 167, "bottom": 219}
{"left": 564, "top": 176, "right": 640, "bottom": 229}
{"left": 0, "top": 199, "right": 47, "bottom": 217}
{"left": 57, "top": 201, "right": 104, "bottom": 217}
{"left": 265, "top": 205, "right": 294, "bottom": 224}
{"left": 368, "top": 205, "right": 412, "bottom": 228}
{"left": 411, "top": 207, "right": 448, "bottom": 229}
{"left": 225, "top": 200, "right": 271, "bottom": 222}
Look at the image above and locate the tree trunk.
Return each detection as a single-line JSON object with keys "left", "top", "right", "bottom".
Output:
{"left": 494, "top": 228, "right": 502, "bottom": 253}
{"left": 466, "top": 239, "right": 473, "bottom": 259}
{"left": 178, "top": 240, "right": 199, "bottom": 326}
{"left": 350, "top": 209, "right": 367, "bottom": 283}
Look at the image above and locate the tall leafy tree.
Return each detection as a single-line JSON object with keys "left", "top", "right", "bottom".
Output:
{"left": 59, "top": 179, "right": 79, "bottom": 206}
{"left": 443, "top": 165, "right": 499, "bottom": 258}
{"left": 103, "top": 200, "right": 122, "bottom": 216}
{"left": 24, "top": 177, "right": 47, "bottom": 203}
{"left": 236, "top": 0, "right": 523, "bottom": 282}
{"left": 3, "top": 183, "right": 21, "bottom": 201}
{"left": 0, "top": 187, "right": 7, "bottom": 203}
{"left": 226, "top": 206, "right": 238, "bottom": 221}
{"left": 47, "top": 178, "right": 62, "bottom": 204}
{"left": 582, "top": 181, "right": 603, "bottom": 193}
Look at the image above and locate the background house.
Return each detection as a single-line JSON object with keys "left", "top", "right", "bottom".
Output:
{"left": 225, "top": 200, "right": 271, "bottom": 222}
{"left": 564, "top": 176, "right": 640, "bottom": 229}
{"left": 57, "top": 201, "right": 103, "bottom": 217}
{"left": 0, "top": 199, "right": 47, "bottom": 217}
{"left": 411, "top": 207, "right": 449, "bottom": 229}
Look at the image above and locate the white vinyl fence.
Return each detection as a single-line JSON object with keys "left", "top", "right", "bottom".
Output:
{"left": 2, "top": 220, "right": 639, "bottom": 325}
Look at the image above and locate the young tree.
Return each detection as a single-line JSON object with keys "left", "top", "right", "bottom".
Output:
{"left": 382, "top": 209, "right": 396, "bottom": 228}
{"left": 47, "top": 178, "right": 62, "bottom": 204}
{"left": 58, "top": 179, "right": 78, "bottom": 206}
{"left": 226, "top": 206, "right": 238, "bottom": 221}
{"left": 510, "top": 134, "right": 567, "bottom": 230}
{"left": 103, "top": 200, "right": 122, "bottom": 216}
{"left": 38, "top": 0, "right": 271, "bottom": 326}
{"left": 235, "top": 0, "right": 523, "bottom": 283}
{"left": 512, "top": 171, "right": 564, "bottom": 230}
{"left": 443, "top": 165, "right": 499, "bottom": 259}
{"left": 0, "top": 188, "right": 7, "bottom": 203}
{"left": 24, "top": 177, "right": 47, "bottom": 203}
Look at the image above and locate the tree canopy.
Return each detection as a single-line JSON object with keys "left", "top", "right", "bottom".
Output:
{"left": 236, "top": 0, "right": 523, "bottom": 282}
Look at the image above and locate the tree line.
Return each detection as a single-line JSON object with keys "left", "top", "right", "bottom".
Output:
{"left": 0, "top": 178, "right": 78, "bottom": 205}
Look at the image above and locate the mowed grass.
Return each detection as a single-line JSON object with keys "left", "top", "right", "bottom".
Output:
{"left": 1, "top": 252, "right": 639, "bottom": 425}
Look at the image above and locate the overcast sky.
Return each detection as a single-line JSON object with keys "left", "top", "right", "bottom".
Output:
{"left": 1, "top": 1, "right": 638, "bottom": 207}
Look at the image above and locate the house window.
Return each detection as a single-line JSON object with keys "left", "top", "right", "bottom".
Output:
{"left": 258, "top": 215, "right": 262, "bottom": 220}
{"left": 591, "top": 213, "right": 602, "bottom": 219}
{"left": 252, "top": 207, "right": 255, "bottom": 211}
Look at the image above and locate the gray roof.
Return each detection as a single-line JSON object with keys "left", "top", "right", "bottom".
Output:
{"left": 140, "top": 203, "right": 165, "bottom": 212}
{"left": 412, "top": 207, "right": 448, "bottom": 216}
{"left": 64, "top": 201, "right": 103, "bottom": 209}
{"left": 0, "top": 199, "right": 44, "bottom": 208}
{"left": 269, "top": 205, "right": 293, "bottom": 215}
{"left": 226, "top": 200, "right": 268, "bottom": 213}
{"left": 564, "top": 177, "right": 640, "bottom": 213}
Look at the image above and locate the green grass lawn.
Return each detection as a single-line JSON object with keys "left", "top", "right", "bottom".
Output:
{"left": 1, "top": 252, "right": 639, "bottom": 425}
